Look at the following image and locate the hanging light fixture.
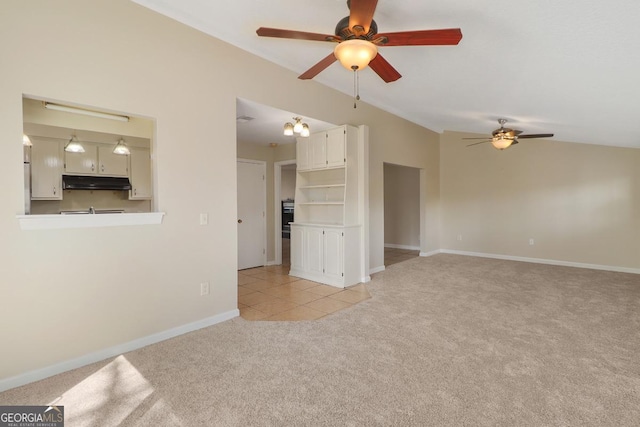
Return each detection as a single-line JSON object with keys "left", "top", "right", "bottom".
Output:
{"left": 113, "top": 138, "right": 130, "bottom": 155}
{"left": 284, "top": 117, "right": 309, "bottom": 137}
{"left": 491, "top": 134, "right": 513, "bottom": 150}
{"left": 22, "top": 134, "right": 32, "bottom": 146}
{"left": 64, "top": 135, "right": 85, "bottom": 153}
{"left": 333, "top": 39, "right": 378, "bottom": 71}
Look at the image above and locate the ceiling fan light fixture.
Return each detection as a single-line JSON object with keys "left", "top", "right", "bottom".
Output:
{"left": 334, "top": 39, "right": 378, "bottom": 71}
{"left": 283, "top": 122, "right": 294, "bottom": 136}
{"left": 491, "top": 135, "right": 513, "bottom": 150}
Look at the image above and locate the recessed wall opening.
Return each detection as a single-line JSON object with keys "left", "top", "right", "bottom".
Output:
{"left": 383, "top": 162, "right": 421, "bottom": 267}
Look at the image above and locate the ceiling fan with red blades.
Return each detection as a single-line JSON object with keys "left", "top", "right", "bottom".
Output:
{"left": 464, "top": 119, "right": 555, "bottom": 150}
{"left": 256, "top": 0, "right": 463, "bottom": 83}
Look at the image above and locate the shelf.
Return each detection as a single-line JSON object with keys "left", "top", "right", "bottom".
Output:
{"left": 299, "top": 184, "right": 345, "bottom": 189}
{"left": 298, "top": 202, "right": 344, "bottom": 206}
{"left": 297, "top": 165, "right": 346, "bottom": 173}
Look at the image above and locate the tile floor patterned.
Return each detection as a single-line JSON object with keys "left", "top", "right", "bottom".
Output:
{"left": 237, "top": 242, "right": 418, "bottom": 321}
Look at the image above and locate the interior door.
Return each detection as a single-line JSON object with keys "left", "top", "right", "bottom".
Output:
{"left": 237, "top": 160, "right": 266, "bottom": 270}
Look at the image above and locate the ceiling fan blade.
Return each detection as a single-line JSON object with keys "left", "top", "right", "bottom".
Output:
{"left": 377, "top": 28, "right": 463, "bottom": 46}
{"left": 298, "top": 53, "right": 338, "bottom": 80}
{"left": 462, "top": 137, "right": 491, "bottom": 140}
{"left": 466, "top": 140, "right": 491, "bottom": 147}
{"left": 349, "top": 0, "right": 378, "bottom": 35}
{"left": 256, "top": 27, "right": 336, "bottom": 42}
{"left": 368, "top": 53, "right": 402, "bottom": 82}
{"left": 517, "top": 133, "right": 554, "bottom": 139}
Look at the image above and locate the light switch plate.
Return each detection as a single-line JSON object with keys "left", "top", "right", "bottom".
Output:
{"left": 200, "top": 213, "right": 208, "bottom": 225}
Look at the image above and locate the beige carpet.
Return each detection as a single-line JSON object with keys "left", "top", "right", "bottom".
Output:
{"left": 2, "top": 254, "right": 639, "bottom": 426}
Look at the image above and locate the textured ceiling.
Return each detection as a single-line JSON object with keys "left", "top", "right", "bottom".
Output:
{"left": 134, "top": 0, "right": 640, "bottom": 148}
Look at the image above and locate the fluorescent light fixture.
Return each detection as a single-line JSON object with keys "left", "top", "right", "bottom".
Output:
{"left": 64, "top": 135, "right": 85, "bottom": 153}
{"left": 44, "top": 102, "right": 130, "bottom": 122}
{"left": 22, "top": 134, "right": 32, "bottom": 146}
{"left": 113, "top": 138, "right": 130, "bottom": 155}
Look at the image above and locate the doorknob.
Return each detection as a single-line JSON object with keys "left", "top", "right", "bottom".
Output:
{"left": 238, "top": 219, "right": 243, "bottom": 224}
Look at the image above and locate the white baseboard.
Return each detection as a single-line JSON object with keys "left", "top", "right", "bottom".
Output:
{"left": 420, "top": 249, "right": 442, "bottom": 257}
{"left": 360, "top": 275, "right": 371, "bottom": 283}
{"left": 0, "top": 309, "right": 239, "bottom": 393}
{"left": 384, "top": 243, "right": 420, "bottom": 250}
{"left": 265, "top": 260, "right": 279, "bottom": 266}
{"left": 369, "top": 265, "right": 385, "bottom": 275}
{"left": 440, "top": 249, "right": 640, "bottom": 275}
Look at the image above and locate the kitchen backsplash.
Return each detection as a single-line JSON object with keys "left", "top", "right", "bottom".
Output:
{"left": 31, "top": 190, "right": 151, "bottom": 214}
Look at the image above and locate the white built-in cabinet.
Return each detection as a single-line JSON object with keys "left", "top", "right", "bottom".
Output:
{"left": 128, "top": 147, "right": 152, "bottom": 200}
{"left": 290, "top": 124, "right": 363, "bottom": 288}
{"left": 64, "top": 143, "right": 128, "bottom": 177}
{"left": 30, "top": 137, "right": 63, "bottom": 200}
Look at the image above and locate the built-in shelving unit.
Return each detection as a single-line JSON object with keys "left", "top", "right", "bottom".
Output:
{"left": 289, "top": 124, "right": 363, "bottom": 288}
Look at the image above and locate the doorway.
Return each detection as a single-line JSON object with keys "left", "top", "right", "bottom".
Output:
{"left": 383, "top": 163, "right": 421, "bottom": 267}
{"left": 237, "top": 159, "right": 266, "bottom": 270}
{"left": 274, "top": 159, "right": 296, "bottom": 266}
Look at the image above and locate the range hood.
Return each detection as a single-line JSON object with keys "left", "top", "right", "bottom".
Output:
{"left": 62, "top": 175, "right": 132, "bottom": 191}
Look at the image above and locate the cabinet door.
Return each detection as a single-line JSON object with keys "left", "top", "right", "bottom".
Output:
{"left": 290, "top": 226, "right": 305, "bottom": 271}
{"left": 297, "top": 139, "right": 310, "bottom": 171}
{"left": 31, "top": 138, "right": 63, "bottom": 200}
{"left": 129, "top": 147, "right": 152, "bottom": 200}
{"left": 310, "top": 132, "right": 327, "bottom": 169}
{"left": 326, "top": 127, "right": 346, "bottom": 168}
{"left": 98, "top": 146, "right": 128, "bottom": 176}
{"left": 64, "top": 143, "right": 97, "bottom": 174}
{"left": 323, "top": 228, "right": 344, "bottom": 281}
{"left": 304, "top": 227, "right": 324, "bottom": 276}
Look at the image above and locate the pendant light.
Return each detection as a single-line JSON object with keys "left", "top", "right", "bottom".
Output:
{"left": 64, "top": 135, "right": 85, "bottom": 153}
{"left": 113, "top": 138, "right": 130, "bottom": 155}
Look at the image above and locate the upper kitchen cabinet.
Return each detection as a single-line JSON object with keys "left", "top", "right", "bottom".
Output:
{"left": 128, "top": 147, "right": 152, "bottom": 200}
{"left": 63, "top": 143, "right": 128, "bottom": 176}
{"left": 296, "top": 125, "right": 354, "bottom": 172}
{"left": 31, "top": 137, "right": 63, "bottom": 200}
{"left": 98, "top": 145, "right": 128, "bottom": 176}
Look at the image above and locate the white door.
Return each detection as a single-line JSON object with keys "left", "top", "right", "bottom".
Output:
{"left": 237, "top": 160, "right": 266, "bottom": 270}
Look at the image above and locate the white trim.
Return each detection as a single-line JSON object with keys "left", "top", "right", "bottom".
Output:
{"left": 440, "top": 249, "right": 640, "bottom": 275}
{"left": 265, "top": 260, "right": 279, "bottom": 266}
{"left": 369, "top": 265, "right": 385, "bottom": 275}
{"left": 17, "top": 212, "right": 165, "bottom": 230}
{"left": 385, "top": 243, "right": 420, "bottom": 250}
{"left": 274, "top": 159, "right": 296, "bottom": 266}
{"left": 0, "top": 309, "right": 239, "bottom": 393}
{"left": 420, "top": 249, "right": 442, "bottom": 257}
{"left": 360, "top": 275, "right": 371, "bottom": 283}
{"left": 237, "top": 158, "right": 267, "bottom": 267}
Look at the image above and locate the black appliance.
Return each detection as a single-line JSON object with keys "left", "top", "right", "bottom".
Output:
{"left": 282, "top": 200, "right": 294, "bottom": 238}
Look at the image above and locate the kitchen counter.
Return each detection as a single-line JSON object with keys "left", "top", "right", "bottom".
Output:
{"left": 16, "top": 212, "right": 165, "bottom": 230}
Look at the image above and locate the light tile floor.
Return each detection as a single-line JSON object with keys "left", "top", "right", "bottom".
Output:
{"left": 238, "top": 265, "right": 371, "bottom": 321}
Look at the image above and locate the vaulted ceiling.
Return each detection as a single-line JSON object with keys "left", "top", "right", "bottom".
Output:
{"left": 134, "top": 0, "right": 640, "bottom": 149}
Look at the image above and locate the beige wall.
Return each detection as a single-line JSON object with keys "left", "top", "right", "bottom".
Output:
{"left": 440, "top": 131, "right": 640, "bottom": 269}
{"left": 281, "top": 167, "right": 296, "bottom": 201}
{"left": 384, "top": 163, "right": 421, "bottom": 248}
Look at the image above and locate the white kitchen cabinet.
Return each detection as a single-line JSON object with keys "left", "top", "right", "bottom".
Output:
{"left": 128, "top": 147, "right": 152, "bottom": 200}
{"left": 290, "top": 124, "right": 363, "bottom": 288}
{"left": 296, "top": 137, "right": 310, "bottom": 171}
{"left": 31, "top": 137, "right": 63, "bottom": 200}
{"left": 290, "top": 224, "right": 359, "bottom": 287}
{"left": 63, "top": 143, "right": 128, "bottom": 176}
{"left": 64, "top": 143, "right": 98, "bottom": 174}
{"left": 98, "top": 146, "right": 128, "bottom": 176}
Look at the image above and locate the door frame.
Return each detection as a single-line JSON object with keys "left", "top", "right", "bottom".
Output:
{"left": 274, "top": 159, "right": 296, "bottom": 266}
{"left": 237, "top": 158, "right": 267, "bottom": 269}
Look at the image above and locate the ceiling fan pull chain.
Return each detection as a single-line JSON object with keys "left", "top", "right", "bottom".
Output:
{"left": 352, "top": 66, "right": 360, "bottom": 108}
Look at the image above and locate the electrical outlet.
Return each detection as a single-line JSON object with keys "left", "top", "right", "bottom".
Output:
{"left": 200, "top": 213, "right": 208, "bottom": 225}
{"left": 529, "top": 238, "right": 535, "bottom": 246}
{"left": 200, "top": 282, "right": 210, "bottom": 296}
